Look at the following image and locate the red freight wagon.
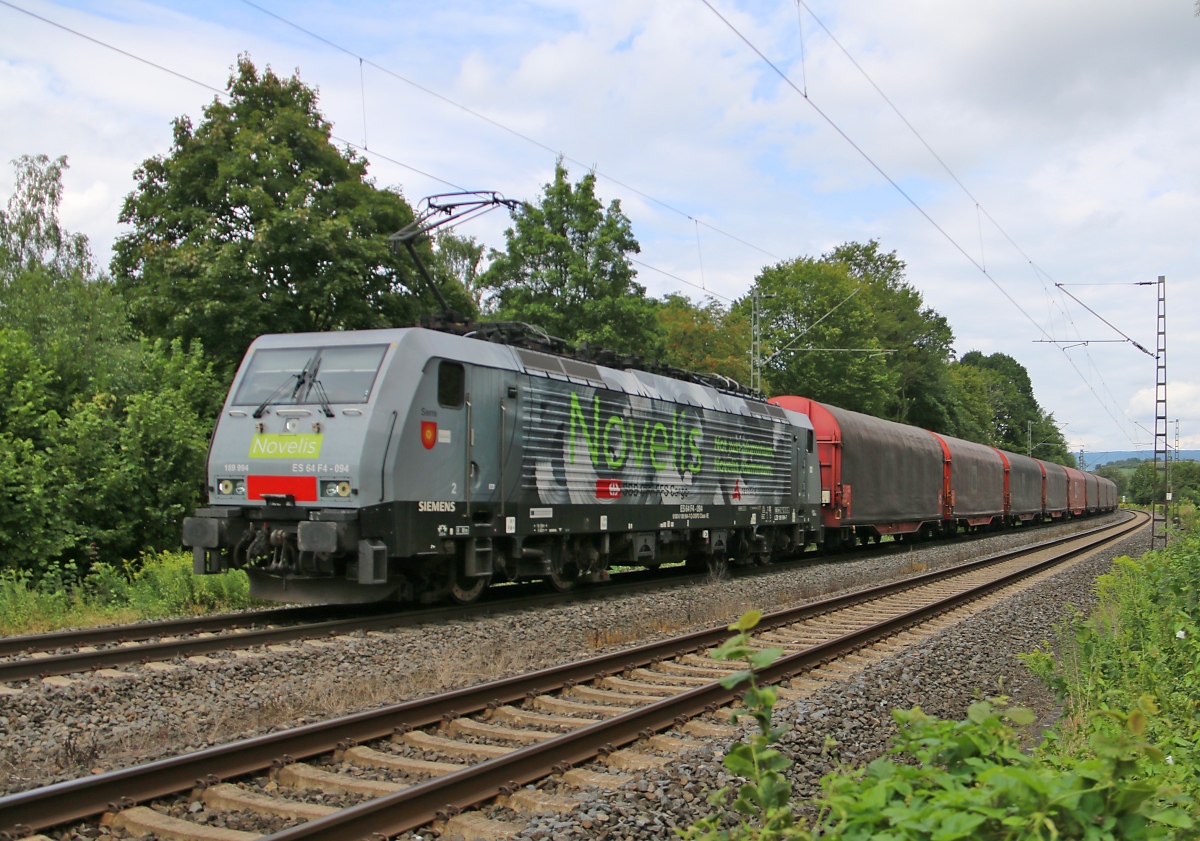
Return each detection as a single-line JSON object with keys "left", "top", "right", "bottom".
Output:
{"left": 1063, "top": 466, "right": 1088, "bottom": 515}
{"left": 1002, "top": 451, "right": 1046, "bottom": 521}
{"left": 1043, "top": 462, "right": 1068, "bottom": 517}
{"left": 938, "top": 435, "right": 1005, "bottom": 526}
{"left": 770, "top": 396, "right": 942, "bottom": 535}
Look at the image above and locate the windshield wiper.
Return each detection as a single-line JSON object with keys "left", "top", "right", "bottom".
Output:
{"left": 253, "top": 356, "right": 315, "bottom": 418}
{"left": 305, "top": 357, "right": 335, "bottom": 417}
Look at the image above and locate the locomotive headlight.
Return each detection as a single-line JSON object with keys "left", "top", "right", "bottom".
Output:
{"left": 320, "top": 480, "right": 353, "bottom": 498}
{"left": 216, "top": 478, "right": 244, "bottom": 496}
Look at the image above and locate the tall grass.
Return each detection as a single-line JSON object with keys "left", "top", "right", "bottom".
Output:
{"left": 0, "top": 552, "right": 262, "bottom": 635}
{"left": 1020, "top": 520, "right": 1200, "bottom": 805}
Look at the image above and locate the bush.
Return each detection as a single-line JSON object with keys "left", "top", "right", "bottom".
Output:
{"left": 680, "top": 612, "right": 1196, "bottom": 841}
{"left": 0, "top": 552, "right": 261, "bottom": 635}
{"left": 816, "top": 698, "right": 1191, "bottom": 840}
{"left": 1024, "top": 532, "right": 1200, "bottom": 807}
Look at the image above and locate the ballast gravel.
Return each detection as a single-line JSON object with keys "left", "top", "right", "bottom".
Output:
{"left": 0, "top": 514, "right": 1125, "bottom": 802}
{"left": 477, "top": 525, "right": 1147, "bottom": 841}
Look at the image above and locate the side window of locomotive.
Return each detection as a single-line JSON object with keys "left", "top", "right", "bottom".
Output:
{"left": 807, "top": 430, "right": 814, "bottom": 453}
{"left": 438, "top": 361, "right": 465, "bottom": 408}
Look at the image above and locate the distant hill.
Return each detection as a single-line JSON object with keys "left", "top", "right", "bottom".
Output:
{"left": 1086, "top": 451, "right": 1200, "bottom": 468}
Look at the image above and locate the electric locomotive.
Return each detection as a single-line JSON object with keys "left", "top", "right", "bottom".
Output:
{"left": 184, "top": 326, "right": 824, "bottom": 604}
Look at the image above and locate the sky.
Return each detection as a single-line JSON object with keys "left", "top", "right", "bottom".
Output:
{"left": 1, "top": 0, "right": 1197, "bottom": 460}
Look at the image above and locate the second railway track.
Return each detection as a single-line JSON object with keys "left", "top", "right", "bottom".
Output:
{"left": 0, "top": 510, "right": 1145, "bottom": 840}
{"left": 0, "top": 514, "right": 1124, "bottom": 687}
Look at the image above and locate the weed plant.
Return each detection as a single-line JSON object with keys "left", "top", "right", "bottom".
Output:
{"left": 1024, "top": 528, "right": 1200, "bottom": 808}
{"left": 0, "top": 552, "right": 261, "bottom": 635}
{"left": 683, "top": 611, "right": 1195, "bottom": 840}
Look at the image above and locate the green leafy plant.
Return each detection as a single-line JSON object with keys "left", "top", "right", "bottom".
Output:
{"left": 818, "top": 696, "right": 1192, "bottom": 840}
{"left": 0, "top": 551, "right": 261, "bottom": 635}
{"left": 679, "top": 609, "right": 809, "bottom": 840}
{"left": 679, "top": 610, "right": 1196, "bottom": 841}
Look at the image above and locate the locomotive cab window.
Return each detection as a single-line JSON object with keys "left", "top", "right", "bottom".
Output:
{"left": 233, "top": 344, "right": 387, "bottom": 406}
{"left": 438, "top": 361, "right": 465, "bottom": 408}
{"left": 807, "top": 430, "right": 814, "bottom": 453}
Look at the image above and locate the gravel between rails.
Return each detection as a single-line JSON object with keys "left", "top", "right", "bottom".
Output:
{"left": 0, "top": 515, "right": 1124, "bottom": 801}
{"left": 470, "top": 525, "right": 1145, "bottom": 841}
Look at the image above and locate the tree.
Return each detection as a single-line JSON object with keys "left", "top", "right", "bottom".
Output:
{"left": 826, "top": 240, "right": 959, "bottom": 433}
{"left": 945, "top": 361, "right": 996, "bottom": 445}
{"left": 747, "top": 256, "right": 893, "bottom": 414}
{"left": 481, "top": 159, "right": 661, "bottom": 355}
{"left": 1094, "top": 463, "right": 1130, "bottom": 499}
{"left": 0, "top": 156, "right": 132, "bottom": 407}
{"left": 0, "top": 154, "right": 223, "bottom": 574}
{"left": 112, "top": 56, "right": 454, "bottom": 377}
{"left": 434, "top": 230, "right": 487, "bottom": 312}
{"left": 958, "top": 351, "right": 1073, "bottom": 465}
{"left": 0, "top": 154, "right": 94, "bottom": 279}
{"left": 1128, "top": 461, "right": 1159, "bottom": 505}
{"left": 657, "top": 294, "right": 750, "bottom": 384}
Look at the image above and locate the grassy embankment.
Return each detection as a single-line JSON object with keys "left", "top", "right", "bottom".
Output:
{"left": 684, "top": 514, "right": 1200, "bottom": 839}
{"left": 0, "top": 553, "right": 260, "bottom": 635}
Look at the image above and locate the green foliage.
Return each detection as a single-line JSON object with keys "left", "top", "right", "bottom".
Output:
{"left": 112, "top": 56, "right": 447, "bottom": 377}
{"left": 817, "top": 698, "right": 1191, "bottom": 840}
{"left": 945, "top": 361, "right": 996, "bottom": 445}
{"left": 680, "top": 610, "right": 806, "bottom": 841}
{"left": 0, "top": 155, "right": 225, "bottom": 575}
{"left": 958, "top": 351, "right": 1073, "bottom": 465}
{"left": 0, "top": 552, "right": 259, "bottom": 635}
{"left": 481, "top": 159, "right": 661, "bottom": 356}
{"left": 0, "top": 153, "right": 94, "bottom": 278}
{"left": 434, "top": 229, "right": 488, "bottom": 312}
{"left": 681, "top": 611, "right": 1195, "bottom": 841}
{"left": 742, "top": 240, "right": 1069, "bottom": 450}
{"left": 1128, "top": 460, "right": 1200, "bottom": 506}
{"left": 1036, "top": 534, "right": 1200, "bottom": 759}
{"left": 748, "top": 255, "right": 893, "bottom": 416}
{"left": 825, "top": 241, "right": 959, "bottom": 433}
{"left": 658, "top": 294, "right": 751, "bottom": 385}
{"left": 1096, "top": 463, "right": 1133, "bottom": 500}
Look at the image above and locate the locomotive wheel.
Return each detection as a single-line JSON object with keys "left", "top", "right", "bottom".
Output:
{"left": 544, "top": 562, "right": 580, "bottom": 593}
{"left": 449, "top": 571, "right": 489, "bottom": 605}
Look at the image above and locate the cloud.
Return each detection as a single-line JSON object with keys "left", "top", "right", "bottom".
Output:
{"left": 1129, "top": 381, "right": 1200, "bottom": 451}
{"left": 1, "top": 0, "right": 1197, "bottom": 454}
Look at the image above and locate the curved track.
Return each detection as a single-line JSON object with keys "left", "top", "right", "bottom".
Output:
{"left": 0, "top": 511, "right": 1144, "bottom": 839}
{"left": 0, "top": 515, "right": 1108, "bottom": 686}
{"left": 0, "top": 515, "right": 1119, "bottom": 685}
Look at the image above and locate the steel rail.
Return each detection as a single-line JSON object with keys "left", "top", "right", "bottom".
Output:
{"left": 0, "top": 513, "right": 1113, "bottom": 665}
{"left": 0, "top": 604, "right": 338, "bottom": 658}
{"left": 0, "top": 563, "right": 783, "bottom": 681}
{"left": 265, "top": 510, "right": 1147, "bottom": 841}
{"left": 0, "top": 511, "right": 1107, "bottom": 660}
{"left": 0, "top": 511, "right": 1141, "bottom": 834}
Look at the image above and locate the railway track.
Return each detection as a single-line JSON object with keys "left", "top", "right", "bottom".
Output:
{"left": 0, "top": 510, "right": 1144, "bottom": 840}
{"left": 0, "top": 515, "right": 1118, "bottom": 687}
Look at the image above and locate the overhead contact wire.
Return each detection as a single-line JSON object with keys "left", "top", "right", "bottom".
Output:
{"left": 3, "top": 2, "right": 737, "bottom": 311}
{"left": 699, "top": 0, "right": 1051, "bottom": 342}
{"left": 793, "top": 0, "right": 1150, "bottom": 443}
{"left": 237, "top": 0, "right": 782, "bottom": 263}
